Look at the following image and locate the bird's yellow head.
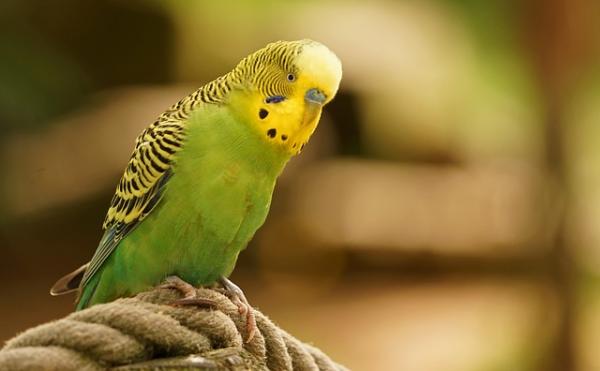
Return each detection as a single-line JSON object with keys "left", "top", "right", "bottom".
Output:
{"left": 230, "top": 40, "right": 342, "bottom": 155}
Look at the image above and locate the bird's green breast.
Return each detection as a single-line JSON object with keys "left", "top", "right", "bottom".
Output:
{"left": 93, "top": 103, "right": 290, "bottom": 301}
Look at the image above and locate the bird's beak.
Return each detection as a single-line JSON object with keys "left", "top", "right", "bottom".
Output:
{"left": 305, "top": 88, "right": 327, "bottom": 105}
{"left": 302, "top": 88, "right": 326, "bottom": 127}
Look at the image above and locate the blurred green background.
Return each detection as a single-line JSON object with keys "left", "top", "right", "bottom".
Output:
{"left": 0, "top": 0, "right": 599, "bottom": 370}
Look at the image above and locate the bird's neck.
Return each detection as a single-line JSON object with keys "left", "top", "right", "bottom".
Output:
{"left": 185, "top": 104, "right": 291, "bottom": 178}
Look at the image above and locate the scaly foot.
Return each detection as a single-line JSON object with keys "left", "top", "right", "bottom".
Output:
{"left": 160, "top": 275, "right": 217, "bottom": 308}
{"left": 219, "top": 276, "right": 257, "bottom": 343}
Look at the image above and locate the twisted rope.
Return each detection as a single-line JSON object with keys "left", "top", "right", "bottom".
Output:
{"left": 0, "top": 287, "right": 347, "bottom": 370}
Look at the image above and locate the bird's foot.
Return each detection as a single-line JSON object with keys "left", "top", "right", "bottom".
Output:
{"left": 219, "top": 276, "right": 257, "bottom": 343}
{"left": 160, "top": 275, "right": 217, "bottom": 308}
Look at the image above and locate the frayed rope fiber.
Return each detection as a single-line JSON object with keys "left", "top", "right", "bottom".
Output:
{"left": 0, "top": 287, "right": 348, "bottom": 370}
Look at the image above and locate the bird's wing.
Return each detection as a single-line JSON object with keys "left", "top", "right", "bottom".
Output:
{"left": 79, "top": 113, "right": 187, "bottom": 289}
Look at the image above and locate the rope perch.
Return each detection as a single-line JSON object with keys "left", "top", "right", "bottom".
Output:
{"left": 0, "top": 287, "right": 347, "bottom": 370}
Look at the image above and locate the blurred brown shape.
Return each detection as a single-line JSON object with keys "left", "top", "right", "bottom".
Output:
{"left": 252, "top": 277, "right": 559, "bottom": 371}
{"left": 1, "top": 85, "right": 193, "bottom": 218}
{"left": 276, "top": 159, "right": 549, "bottom": 257}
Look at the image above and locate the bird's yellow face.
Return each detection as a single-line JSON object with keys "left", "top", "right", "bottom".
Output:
{"left": 232, "top": 40, "right": 342, "bottom": 156}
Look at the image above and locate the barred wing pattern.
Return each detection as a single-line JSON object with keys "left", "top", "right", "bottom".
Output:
{"left": 80, "top": 104, "right": 192, "bottom": 289}
{"left": 103, "top": 122, "right": 184, "bottom": 228}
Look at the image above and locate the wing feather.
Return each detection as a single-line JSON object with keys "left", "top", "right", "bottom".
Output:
{"left": 79, "top": 115, "right": 186, "bottom": 289}
{"left": 76, "top": 68, "right": 235, "bottom": 291}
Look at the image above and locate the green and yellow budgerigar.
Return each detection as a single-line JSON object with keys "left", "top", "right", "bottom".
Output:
{"left": 51, "top": 39, "right": 342, "bottom": 340}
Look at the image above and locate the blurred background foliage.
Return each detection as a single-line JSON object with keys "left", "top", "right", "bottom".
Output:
{"left": 0, "top": 0, "right": 598, "bottom": 370}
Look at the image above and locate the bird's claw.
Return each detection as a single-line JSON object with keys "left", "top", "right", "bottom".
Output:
{"left": 161, "top": 276, "right": 256, "bottom": 341}
{"left": 219, "top": 277, "right": 257, "bottom": 343}
{"left": 170, "top": 297, "right": 217, "bottom": 308}
{"left": 230, "top": 296, "right": 247, "bottom": 315}
{"left": 161, "top": 275, "right": 217, "bottom": 309}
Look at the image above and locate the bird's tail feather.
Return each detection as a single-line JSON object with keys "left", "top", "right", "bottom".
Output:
{"left": 75, "top": 273, "right": 100, "bottom": 311}
{"left": 50, "top": 263, "right": 89, "bottom": 296}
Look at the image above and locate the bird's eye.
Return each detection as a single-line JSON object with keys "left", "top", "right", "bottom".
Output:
{"left": 265, "top": 95, "right": 285, "bottom": 104}
{"left": 287, "top": 73, "right": 296, "bottom": 82}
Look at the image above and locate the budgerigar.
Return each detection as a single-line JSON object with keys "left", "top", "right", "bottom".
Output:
{"left": 51, "top": 40, "right": 342, "bottom": 340}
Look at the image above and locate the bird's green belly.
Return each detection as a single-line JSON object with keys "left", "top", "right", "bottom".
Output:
{"left": 83, "top": 105, "right": 288, "bottom": 307}
{"left": 96, "top": 167, "right": 273, "bottom": 301}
